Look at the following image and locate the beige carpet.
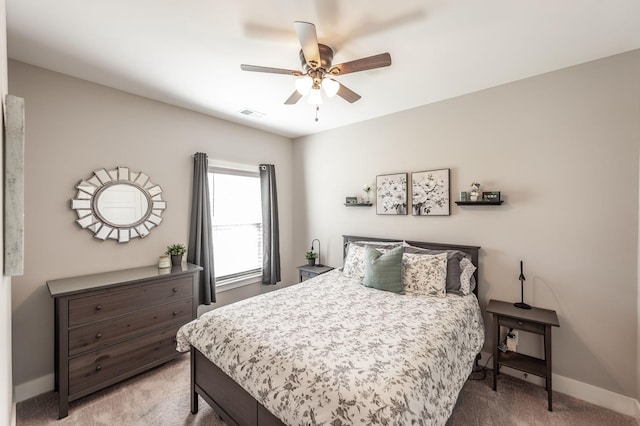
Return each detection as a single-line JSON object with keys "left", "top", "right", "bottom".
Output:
{"left": 17, "top": 355, "right": 636, "bottom": 426}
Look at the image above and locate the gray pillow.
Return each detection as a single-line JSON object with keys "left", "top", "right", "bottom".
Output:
{"left": 363, "top": 245, "right": 404, "bottom": 294}
{"left": 403, "top": 246, "right": 469, "bottom": 294}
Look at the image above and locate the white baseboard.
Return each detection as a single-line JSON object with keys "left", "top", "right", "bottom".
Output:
{"left": 480, "top": 351, "right": 640, "bottom": 420}
{"left": 14, "top": 373, "right": 53, "bottom": 403}
{"left": 14, "top": 357, "right": 640, "bottom": 421}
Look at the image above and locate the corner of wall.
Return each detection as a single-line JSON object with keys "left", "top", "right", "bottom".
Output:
{"left": 637, "top": 147, "right": 640, "bottom": 411}
{"left": 1, "top": 0, "right": 16, "bottom": 424}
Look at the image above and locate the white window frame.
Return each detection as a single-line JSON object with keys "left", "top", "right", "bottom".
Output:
{"left": 208, "top": 160, "right": 263, "bottom": 292}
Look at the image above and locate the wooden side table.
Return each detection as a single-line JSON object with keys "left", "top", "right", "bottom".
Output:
{"left": 297, "top": 264, "right": 334, "bottom": 282}
{"left": 486, "top": 299, "right": 560, "bottom": 411}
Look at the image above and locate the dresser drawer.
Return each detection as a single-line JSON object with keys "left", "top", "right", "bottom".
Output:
{"left": 68, "top": 326, "right": 180, "bottom": 396}
{"left": 68, "top": 299, "right": 192, "bottom": 357}
{"left": 68, "top": 275, "right": 192, "bottom": 327}
{"left": 299, "top": 270, "right": 315, "bottom": 280}
{"left": 499, "top": 316, "right": 545, "bottom": 334}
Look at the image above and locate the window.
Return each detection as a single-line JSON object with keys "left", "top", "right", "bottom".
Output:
{"left": 208, "top": 167, "right": 262, "bottom": 282}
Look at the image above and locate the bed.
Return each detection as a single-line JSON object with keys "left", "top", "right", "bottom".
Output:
{"left": 176, "top": 235, "right": 484, "bottom": 426}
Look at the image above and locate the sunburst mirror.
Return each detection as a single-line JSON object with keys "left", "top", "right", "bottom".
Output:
{"left": 70, "top": 167, "right": 166, "bottom": 243}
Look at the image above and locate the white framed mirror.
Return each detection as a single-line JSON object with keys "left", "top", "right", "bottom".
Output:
{"left": 71, "top": 167, "right": 166, "bottom": 243}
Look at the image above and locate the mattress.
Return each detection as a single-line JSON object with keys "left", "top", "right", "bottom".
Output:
{"left": 176, "top": 269, "right": 484, "bottom": 425}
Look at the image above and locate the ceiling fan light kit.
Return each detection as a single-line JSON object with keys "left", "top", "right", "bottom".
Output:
{"left": 295, "top": 76, "right": 313, "bottom": 95}
{"left": 240, "top": 21, "right": 392, "bottom": 115}
{"left": 321, "top": 78, "right": 340, "bottom": 97}
{"left": 307, "top": 88, "right": 323, "bottom": 105}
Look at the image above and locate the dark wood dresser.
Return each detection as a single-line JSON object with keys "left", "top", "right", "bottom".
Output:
{"left": 47, "top": 263, "right": 202, "bottom": 419}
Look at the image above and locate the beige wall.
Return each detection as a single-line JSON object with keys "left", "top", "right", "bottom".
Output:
{"left": 8, "top": 60, "right": 296, "bottom": 394}
{"left": 1, "top": 0, "right": 15, "bottom": 424}
{"left": 293, "top": 50, "right": 640, "bottom": 398}
{"left": 7, "top": 47, "right": 640, "bottom": 407}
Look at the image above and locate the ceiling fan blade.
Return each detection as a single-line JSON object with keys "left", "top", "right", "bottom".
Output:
{"left": 336, "top": 84, "right": 361, "bottom": 103}
{"left": 284, "top": 91, "right": 303, "bottom": 105}
{"left": 331, "top": 11, "right": 426, "bottom": 51}
{"left": 315, "top": 0, "right": 339, "bottom": 29}
{"left": 329, "top": 53, "right": 392, "bottom": 76}
{"left": 243, "top": 22, "right": 297, "bottom": 43}
{"left": 294, "top": 21, "right": 321, "bottom": 68}
{"left": 241, "top": 64, "right": 302, "bottom": 76}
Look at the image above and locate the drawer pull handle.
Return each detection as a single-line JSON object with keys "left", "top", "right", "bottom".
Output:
{"left": 95, "top": 304, "right": 103, "bottom": 311}
{"left": 173, "top": 311, "right": 179, "bottom": 316}
{"left": 95, "top": 333, "right": 103, "bottom": 339}
{"left": 172, "top": 288, "right": 178, "bottom": 293}
{"left": 95, "top": 365, "right": 102, "bottom": 371}
{"left": 517, "top": 321, "right": 524, "bottom": 326}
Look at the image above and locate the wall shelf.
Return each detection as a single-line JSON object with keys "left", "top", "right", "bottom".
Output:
{"left": 455, "top": 200, "right": 504, "bottom": 206}
{"left": 344, "top": 203, "right": 373, "bottom": 207}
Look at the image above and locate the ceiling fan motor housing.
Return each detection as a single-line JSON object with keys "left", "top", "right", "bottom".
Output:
{"left": 300, "top": 44, "right": 334, "bottom": 72}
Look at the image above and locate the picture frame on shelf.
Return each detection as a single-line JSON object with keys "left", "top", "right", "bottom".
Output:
{"left": 411, "top": 168, "right": 450, "bottom": 216}
{"left": 376, "top": 173, "right": 407, "bottom": 215}
{"left": 482, "top": 191, "right": 501, "bottom": 202}
{"left": 345, "top": 197, "right": 358, "bottom": 205}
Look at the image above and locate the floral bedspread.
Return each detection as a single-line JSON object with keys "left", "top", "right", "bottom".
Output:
{"left": 176, "top": 270, "right": 484, "bottom": 426}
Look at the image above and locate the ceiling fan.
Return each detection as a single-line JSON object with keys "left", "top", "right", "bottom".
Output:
{"left": 240, "top": 21, "right": 392, "bottom": 106}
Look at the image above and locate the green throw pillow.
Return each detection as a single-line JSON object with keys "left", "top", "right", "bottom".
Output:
{"left": 363, "top": 245, "right": 404, "bottom": 294}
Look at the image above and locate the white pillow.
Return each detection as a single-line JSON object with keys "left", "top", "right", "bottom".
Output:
{"left": 459, "top": 257, "right": 477, "bottom": 295}
{"left": 402, "top": 252, "right": 448, "bottom": 297}
{"left": 342, "top": 244, "right": 367, "bottom": 280}
{"left": 343, "top": 241, "right": 402, "bottom": 280}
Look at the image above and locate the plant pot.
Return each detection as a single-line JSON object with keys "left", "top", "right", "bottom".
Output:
{"left": 171, "top": 255, "right": 182, "bottom": 266}
{"left": 307, "top": 258, "right": 316, "bottom": 266}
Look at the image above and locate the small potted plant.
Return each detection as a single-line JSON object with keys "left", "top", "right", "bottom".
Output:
{"left": 166, "top": 243, "right": 187, "bottom": 266}
{"left": 362, "top": 184, "right": 372, "bottom": 204}
{"left": 470, "top": 182, "right": 481, "bottom": 201}
{"left": 305, "top": 250, "right": 318, "bottom": 266}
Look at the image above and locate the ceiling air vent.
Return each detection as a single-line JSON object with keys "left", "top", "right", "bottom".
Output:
{"left": 240, "top": 108, "right": 265, "bottom": 118}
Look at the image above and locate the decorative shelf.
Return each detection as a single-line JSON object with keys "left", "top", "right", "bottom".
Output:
{"left": 455, "top": 200, "right": 504, "bottom": 206}
{"left": 344, "top": 203, "right": 373, "bottom": 207}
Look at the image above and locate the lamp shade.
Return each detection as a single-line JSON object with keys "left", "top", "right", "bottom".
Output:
{"left": 307, "top": 88, "right": 323, "bottom": 105}
{"left": 294, "top": 76, "right": 313, "bottom": 95}
{"left": 321, "top": 78, "right": 340, "bottom": 97}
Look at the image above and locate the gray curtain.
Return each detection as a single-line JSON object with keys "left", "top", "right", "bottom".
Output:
{"left": 188, "top": 152, "right": 216, "bottom": 304}
{"left": 260, "top": 164, "right": 281, "bottom": 284}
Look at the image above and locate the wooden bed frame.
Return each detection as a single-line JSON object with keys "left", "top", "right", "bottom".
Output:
{"left": 189, "top": 235, "right": 481, "bottom": 426}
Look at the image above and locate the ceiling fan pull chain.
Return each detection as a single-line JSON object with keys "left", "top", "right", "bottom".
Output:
{"left": 315, "top": 106, "right": 319, "bottom": 122}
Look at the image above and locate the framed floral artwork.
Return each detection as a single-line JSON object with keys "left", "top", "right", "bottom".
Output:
{"left": 376, "top": 173, "right": 408, "bottom": 215}
{"left": 412, "top": 168, "right": 450, "bottom": 216}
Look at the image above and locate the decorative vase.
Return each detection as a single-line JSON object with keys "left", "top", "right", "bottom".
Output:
{"left": 307, "top": 258, "right": 316, "bottom": 266}
{"left": 470, "top": 190, "right": 479, "bottom": 201}
{"left": 171, "top": 255, "right": 182, "bottom": 266}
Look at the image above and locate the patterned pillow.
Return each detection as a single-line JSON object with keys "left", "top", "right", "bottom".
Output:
{"left": 362, "top": 245, "right": 404, "bottom": 294}
{"left": 342, "top": 241, "right": 402, "bottom": 280}
{"left": 459, "top": 257, "right": 477, "bottom": 295}
{"left": 342, "top": 244, "right": 367, "bottom": 280}
{"left": 403, "top": 243, "right": 470, "bottom": 294}
{"left": 402, "top": 252, "right": 448, "bottom": 297}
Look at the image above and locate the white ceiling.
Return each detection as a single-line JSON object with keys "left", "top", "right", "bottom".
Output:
{"left": 7, "top": 0, "right": 640, "bottom": 139}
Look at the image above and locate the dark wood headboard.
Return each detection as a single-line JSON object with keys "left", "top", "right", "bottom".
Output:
{"left": 342, "top": 235, "right": 480, "bottom": 296}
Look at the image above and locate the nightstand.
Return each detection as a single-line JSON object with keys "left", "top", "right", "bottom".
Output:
{"left": 486, "top": 299, "right": 560, "bottom": 411}
{"left": 296, "top": 265, "right": 334, "bottom": 282}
